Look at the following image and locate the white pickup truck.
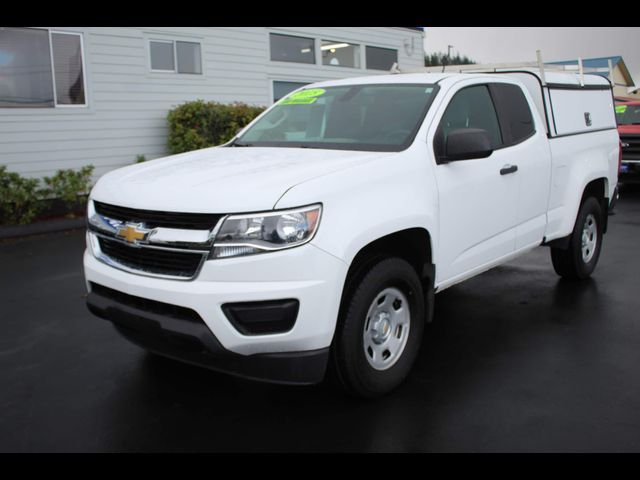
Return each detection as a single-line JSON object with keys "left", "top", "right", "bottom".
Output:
{"left": 84, "top": 70, "right": 619, "bottom": 397}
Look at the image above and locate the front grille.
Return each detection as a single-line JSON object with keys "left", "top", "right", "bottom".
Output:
{"left": 98, "top": 237, "right": 204, "bottom": 278}
{"left": 94, "top": 201, "right": 223, "bottom": 230}
{"left": 621, "top": 134, "right": 640, "bottom": 160}
{"left": 90, "top": 282, "right": 203, "bottom": 323}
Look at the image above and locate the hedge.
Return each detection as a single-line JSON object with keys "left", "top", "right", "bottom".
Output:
{"left": 0, "top": 166, "right": 43, "bottom": 225}
{"left": 167, "top": 100, "right": 266, "bottom": 155}
{"left": 0, "top": 165, "right": 94, "bottom": 226}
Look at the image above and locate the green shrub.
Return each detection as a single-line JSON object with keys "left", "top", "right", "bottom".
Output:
{"left": 0, "top": 166, "right": 44, "bottom": 225}
{"left": 43, "top": 165, "right": 95, "bottom": 212}
{"left": 167, "top": 100, "right": 265, "bottom": 154}
{"left": 135, "top": 154, "right": 147, "bottom": 163}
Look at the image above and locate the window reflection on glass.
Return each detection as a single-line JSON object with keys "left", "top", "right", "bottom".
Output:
{"left": 616, "top": 104, "right": 640, "bottom": 126}
{"left": 270, "top": 33, "right": 315, "bottom": 64}
{"left": 238, "top": 84, "right": 438, "bottom": 152}
{"left": 366, "top": 46, "right": 398, "bottom": 71}
{"left": 150, "top": 41, "right": 175, "bottom": 71}
{"left": 0, "top": 27, "right": 54, "bottom": 107}
{"left": 51, "top": 32, "right": 85, "bottom": 105}
{"left": 321, "top": 40, "right": 360, "bottom": 68}
{"left": 273, "top": 81, "right": 310, "bottom": 103}
{"left": 176, "top": 41, "right": 201, "bottom": 74}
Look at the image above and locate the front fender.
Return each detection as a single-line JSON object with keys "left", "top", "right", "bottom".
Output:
{"left": 274, "top": 147, "right": 439, "bottom": 268}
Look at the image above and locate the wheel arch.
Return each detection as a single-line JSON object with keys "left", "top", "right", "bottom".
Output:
{"left": 544, "top": 176, "right": 610, "bottom": 249}
{"left": 336, "top": 227, "right": 435, "bottom": 336}
{"left": 582, "top": 176, "right": 609, "bottom": 234}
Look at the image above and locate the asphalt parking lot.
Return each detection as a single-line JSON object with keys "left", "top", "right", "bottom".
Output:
{"left": 1, "top": 188, "right": 640, "bottom": 452}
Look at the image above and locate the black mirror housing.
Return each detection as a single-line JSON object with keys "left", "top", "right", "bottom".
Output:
{"left": 439, "top": 128, "right": 493, "bottom": 163}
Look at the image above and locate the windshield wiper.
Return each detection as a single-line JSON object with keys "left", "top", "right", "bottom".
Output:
{"left": 229, "top": 139, "right": 253, "bottom": 147}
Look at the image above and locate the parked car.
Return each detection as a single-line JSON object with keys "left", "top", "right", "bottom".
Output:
{"left": 84, "top": 70, "right": 619, "bottom": 397}
{"left": 615, "top": 101, "right": 640, "bottom": 183}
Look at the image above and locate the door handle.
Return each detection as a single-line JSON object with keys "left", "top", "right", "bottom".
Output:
{"left": 500, "top": 164, "right": 518, "bottom": 175}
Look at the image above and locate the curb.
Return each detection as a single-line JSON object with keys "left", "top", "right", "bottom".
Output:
{"left": 0, "top": 218, "right": 86, "bottom": 240}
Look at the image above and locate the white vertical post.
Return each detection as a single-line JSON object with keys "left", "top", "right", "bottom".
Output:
{"left": 578, "top": 57, "right": 584, "bottom": 87}
{"left": 48, "top": 30, "right": 58, "bottom": 106}
{"left": 608, "top": 59, "right": 614, "bottom": 85}
{"left": 536, "top": 50, "right": 546, "bottom": 86}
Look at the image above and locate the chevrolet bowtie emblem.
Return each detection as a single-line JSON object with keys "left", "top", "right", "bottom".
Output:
{"left": 116, "top": 223, "right": 151, "bottom": 244}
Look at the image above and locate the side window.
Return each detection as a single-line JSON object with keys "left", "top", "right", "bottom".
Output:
{"left": 489, "top": 83, "right": 535, "bottom": 145}
{"left": 435, "top": 85, "right": 502, "bottom": 158}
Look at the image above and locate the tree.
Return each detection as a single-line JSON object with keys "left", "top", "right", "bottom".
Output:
{"left": 424, "top": 52, "right": 475, "bottom": 67}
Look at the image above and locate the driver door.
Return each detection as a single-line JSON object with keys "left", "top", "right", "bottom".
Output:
{"left": 432, "top": 83, "right": 519, "bottom": 286}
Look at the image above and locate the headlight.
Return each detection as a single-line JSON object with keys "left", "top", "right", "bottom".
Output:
{"left": 211, "top": 204, "right": 322, "bottom": 259}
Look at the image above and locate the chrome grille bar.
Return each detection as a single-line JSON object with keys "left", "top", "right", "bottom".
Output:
{"left": 87, "top": 200, "right": 226, "bottom": 280}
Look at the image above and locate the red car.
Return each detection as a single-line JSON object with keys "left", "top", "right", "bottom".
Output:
{"left": 616, "top": 101, "right": 640, "bottom": 183}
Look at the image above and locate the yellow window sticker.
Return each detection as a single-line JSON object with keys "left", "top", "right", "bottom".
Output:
{"left": 280, "top": 88, "right": 326, "bottom": 105}
{"left": 615, "top": 105, "right": 628, "bottom": 114}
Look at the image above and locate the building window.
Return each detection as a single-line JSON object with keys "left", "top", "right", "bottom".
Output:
{"left": 273, "top": 81, "right": 311, "bottom": 103}
{"left": 176, "top": 41, "right": 202, "bottom": 74}
{"left": 0, "top": 27, "right": 86, "bottom": 108}
{"left": 321, "top": 40, "right": 360, "bottom": 68}
{"left": 51, "top": 32, "right": 86, "bottom": 105}
{"left": 270, "top": 33, "right": 315, "bottom": 64}
{"left": 149, "top": 40, "right": 175, "bottom": 71}
{"left": 149, "top": 40, "right": 202, "bottom": 74}
{"left": 366, "top": 46, "right": 398, "bottom": 71}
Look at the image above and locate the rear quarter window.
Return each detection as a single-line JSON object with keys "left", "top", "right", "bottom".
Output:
{"left": 489, "top": 83, "right": 535, "bottom": 145}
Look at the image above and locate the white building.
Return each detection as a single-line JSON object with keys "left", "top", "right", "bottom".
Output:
{"left": 0, "top": 27, "right": 425, "bottom": 179}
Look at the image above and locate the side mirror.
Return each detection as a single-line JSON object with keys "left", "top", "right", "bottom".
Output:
{"left": 439, "top": 128, "right": 493, "bottom": 163}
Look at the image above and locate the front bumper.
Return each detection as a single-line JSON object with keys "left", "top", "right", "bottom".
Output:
{"left": 84, "top": 240, "right": 348, "bottom": 384}
{"left": 86, "top": 284, "right": 329, "bottom": 385}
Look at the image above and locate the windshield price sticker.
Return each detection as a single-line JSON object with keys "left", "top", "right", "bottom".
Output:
{"left": 280, "top": 88, "right": 326, "bottom": 105}
{"left": 615, "top": 105, "right": 628, "bottom": 114}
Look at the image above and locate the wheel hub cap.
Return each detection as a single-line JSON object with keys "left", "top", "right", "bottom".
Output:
{"left": 581, "top": 213, "right": 597, "bottom": 263}
{"left": 363, "top": 287, "right": 411, "bottom": 371}
{"left": 371, "top": 314, "right": 392, "bottom": 344}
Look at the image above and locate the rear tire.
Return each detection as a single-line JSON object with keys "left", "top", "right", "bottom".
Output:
{"left": 550, "top": 196, "right": 603, "bottom": 280}
{"left": 331, "top": 257, "right": 425, "bottom": 398}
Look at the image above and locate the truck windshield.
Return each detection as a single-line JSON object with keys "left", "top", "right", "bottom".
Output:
{"left": 233, "top": 84, "right": 438, "bottom": 152}
{"left": 616, "top": 104, "right": 640, "bottom": 125}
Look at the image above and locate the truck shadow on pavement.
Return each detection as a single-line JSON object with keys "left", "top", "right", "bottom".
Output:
{"left": 100, "top": 260, "right": 612, "bottom": 451}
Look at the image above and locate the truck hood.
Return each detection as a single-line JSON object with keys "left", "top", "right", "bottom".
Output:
{"left": 91, "top": 146, "right": 392, "bottom": 213}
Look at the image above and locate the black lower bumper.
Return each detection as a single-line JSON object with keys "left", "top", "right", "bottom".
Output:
{"left": 86, "top": 284, "right": 329, "bottom": 385}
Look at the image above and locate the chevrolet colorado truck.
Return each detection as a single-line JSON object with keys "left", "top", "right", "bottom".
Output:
{"left": 84, "top": 71, "right": 619, "bottom": 398}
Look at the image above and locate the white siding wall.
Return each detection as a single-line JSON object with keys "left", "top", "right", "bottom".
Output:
{"left": 0, "top": 27, "right": 424, "bottom": 179}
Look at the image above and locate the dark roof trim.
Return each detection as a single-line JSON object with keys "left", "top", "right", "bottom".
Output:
{"left": 546, "top": 82, "right": 612, "bottom": 91}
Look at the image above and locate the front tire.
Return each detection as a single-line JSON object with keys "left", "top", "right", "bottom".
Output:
{"left": 331, "top": 257, "right": 425, "bottom": 398}
{"left": 550, "top": 196, "right": 604, "bottom": 280}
